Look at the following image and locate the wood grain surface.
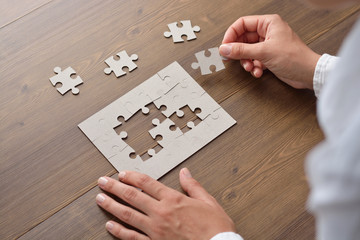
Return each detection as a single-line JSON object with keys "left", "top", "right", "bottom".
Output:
{"left": 1, "top": 0, "right": 359, "bottom": 239}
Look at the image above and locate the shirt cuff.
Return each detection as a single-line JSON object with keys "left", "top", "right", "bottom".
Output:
{"left": 313, "top": 54, "right": 339, "bottom": 98}
{"left": 210, "top": 232, "right": 244, "bottom": 240}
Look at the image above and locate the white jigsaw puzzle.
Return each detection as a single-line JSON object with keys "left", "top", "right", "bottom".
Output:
{"left": 78, "top": 62, "right": 236, "bottom": 179}
{"left": 104, "top": 50, "right": 138, "bottom": 77}
{"left": 191, "top": 47, "right": 225, "bottom": 75}
{"left": 164, "top": 20, "right": 200, "bottom": 43}
{"left": 49, "top": 67, "right": 83, "bottom": 95}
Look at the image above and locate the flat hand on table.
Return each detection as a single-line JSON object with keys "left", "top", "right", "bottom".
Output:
{"left": 96, "top": 168, "right": 235, "bottom": 240}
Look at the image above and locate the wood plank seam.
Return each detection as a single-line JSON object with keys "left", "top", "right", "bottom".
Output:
{"left": 0, "top": 0, "right": 54, "bottom": 29}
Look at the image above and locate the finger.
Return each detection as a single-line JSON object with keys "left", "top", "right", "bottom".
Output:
{"left": 179, "top": 168, "right": 217, "bottom": 205}
{"left": 219, "top": 42, "right": 266, "bottom": 61}
{"left": 240, "top": 59, "right": 254, "bottom": 72}
{"left": 96, "top": 193, "right": 150, "bottom": 233}
{"left": 251, "top": 67, "right": 263, "bottom": 78}
{"left": 238, "top": 32, "right": 260, "bottom": 44}
{"left": 118, "top": 171, "right": 169, "bottom": 200}
{"left": 98, "top": 177, "right": 157, "bottom": 214}
{"left": 105, "top": 221, "right": 150, "bottom": 240}
{"left": 222, "top": 15, "right": 271, "bottom": 44}
{"left": 251, "top": 60, "right": 265, "bottom": 78}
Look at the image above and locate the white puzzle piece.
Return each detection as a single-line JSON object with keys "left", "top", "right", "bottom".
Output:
{"left": 148, "top": 118, "right": 183, "bottom": 148}
{"left": 49, "top": 67, "right": 83, "bottom": 95}
{"left": 104, "top": 50, "right": 138, "bottom": 77}
{"left": 78, "top": 61, "right": 236, "bottom": 180}
{"left": 191, "top": 47, "right": 225, "bottom": 75}
{"left": 164, "top": 20, "right": 200, "bottom": 43}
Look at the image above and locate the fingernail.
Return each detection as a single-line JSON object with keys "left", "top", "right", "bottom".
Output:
{"left": 106, "top": 221, "right": 114, "bottom": 230}
{"left": 96, "top": 193, "right": 105, "bottom": 203}
{"left": 243, "top": 62, "right": 249, "bottom": 71}
{"left": 119, "top": 171, "right": 126, "bottom": 180}
{"left": 98, "top": 177, "right": 108, "bottom": 187}
{"left": 182, "top": 168, "right": 192, "bottom": 178}
{"left": 220, "top": 44, "right": 231, "bottom": 56}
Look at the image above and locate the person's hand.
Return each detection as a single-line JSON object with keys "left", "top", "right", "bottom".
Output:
{"left": 219, "top": 14, "right": 321, "bottom": 89}
{"left": 96, "top": 168, "right": 236, "bottom": 240}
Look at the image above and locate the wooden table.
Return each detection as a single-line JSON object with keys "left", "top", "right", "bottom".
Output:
{"left": 1, "top": 0, "right": 359, "bottom": 239}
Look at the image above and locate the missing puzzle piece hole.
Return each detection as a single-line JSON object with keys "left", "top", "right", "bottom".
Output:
{"left": 155, "top": 135, "right": 163, "bottom": 141}
{"left": 129, "top": 152, "right": 137, "bottom": 159}
{"left": 117, "top": 116, "right": 125, "bottom": 123}
{"left": 194, "top": 107, "right": 202, "bottom": 114}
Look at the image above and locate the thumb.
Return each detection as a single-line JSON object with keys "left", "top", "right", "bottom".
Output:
{"left": 179, "top": 168, "right": 216, "bottom": 205}
{"left": 219, "top": 42, "right": 265, "bottom": 60}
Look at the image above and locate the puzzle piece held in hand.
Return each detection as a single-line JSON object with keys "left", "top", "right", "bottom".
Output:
{"left": 191, "top": 47, "right": 225, "bottom": 75}
{"left": 104, "top": 50, "right": 138, "bottom": 77}
{"left": 49, "top": 67, "right": 83, "bottom": 95}
{"left": 164, "top": 20, "right": 200, "bottom": 43}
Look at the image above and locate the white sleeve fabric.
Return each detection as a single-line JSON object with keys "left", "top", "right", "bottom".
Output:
{"left": 313, "top": 53, "right": 339, "bottom": 98}
{"left": 210, "top": 232, "right": 244, "bottom": 240}
{"left": 306, "top": 17, "right": 360, "bottom": 240}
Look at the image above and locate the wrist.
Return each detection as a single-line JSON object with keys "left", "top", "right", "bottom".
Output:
{"left": 305, "top": 51, "right": 321, "bottom": 90}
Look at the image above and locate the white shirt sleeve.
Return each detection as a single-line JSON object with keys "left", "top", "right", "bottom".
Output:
{"left": 210, "top": 232, "right": 244, "bottom": 240}
{"left": 313, "top": 53, "right": 339, "bottom": 97}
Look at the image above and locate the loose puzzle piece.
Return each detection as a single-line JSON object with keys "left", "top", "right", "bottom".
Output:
{"left": 104, "top": 50, "right": 138, "bottom": 77}
{"left": 49, "top": 67, "right": 83, "bottom": 95}
{"left": 78, "top": 61, "right": 236, "bottom": 180}
{"left": 164, "top": 20, "right": 200, "bottom": 43}
{"left": 191, "top": 47, "right": 225, "bottom": 75}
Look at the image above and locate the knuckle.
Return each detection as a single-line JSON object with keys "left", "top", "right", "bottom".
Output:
{"left": 233, "top": 43, "right": 244, "bottom": 57}
{"left": 136, "top": 174, "right": 151, "bottom": 188}
{"left": 128, "top": 234, "right": 139, "bottom": 240}
{"left": 113, "top": 226, "right": 122, "bottom": 238}
{"left": 123, "top": 187, "right": 138, "bottom": 202}
{"left": 167, "top": 194, "right": 182, "bottom": 204}
{"left": 271, "top": 14, "right": 282, "bottom": 21}
{"left": 154, "top": 186, "right": 165, "bottom": 197}
{"left": 121, "top": 208, "right": 133, "bottom": 222}
{"left": 154, "top": 205, "right": 169, "bottom": 218}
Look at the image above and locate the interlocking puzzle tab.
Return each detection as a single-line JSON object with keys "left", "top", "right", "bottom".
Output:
{"left": 78, "top": 61, "right": 236, "bottom": 180}
{"left": 164, "top": 20, "right": 200, "bottom": 43}
{"left": 49, "top": 67, "right": 83, "bottom": 95}
{"left": 191, "top": 47, "right": 225, "bottom": 75}
{"left": 104, "top": 50, "right": 138, "bottom": 77}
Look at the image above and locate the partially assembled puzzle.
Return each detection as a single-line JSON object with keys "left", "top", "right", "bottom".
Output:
{"left": 78, "top": 62, "right": 236, "bottom": 179}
